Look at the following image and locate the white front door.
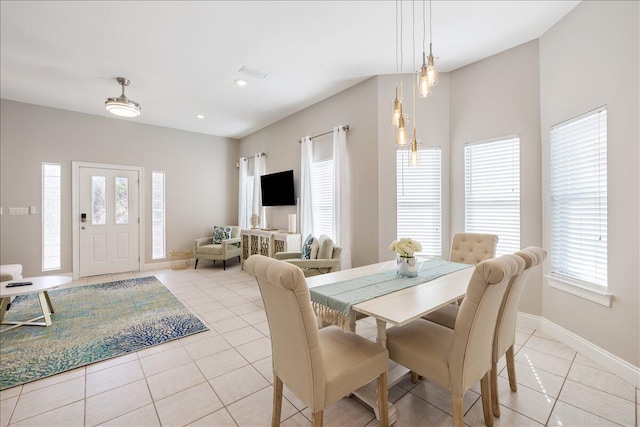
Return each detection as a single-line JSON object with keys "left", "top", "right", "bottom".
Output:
{"left": 79, "top": 166, "right": 140, "bottom": 277}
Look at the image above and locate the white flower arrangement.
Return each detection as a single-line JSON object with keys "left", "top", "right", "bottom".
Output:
{"left": 389, "top": 238, "right": 423, "bottom": 258}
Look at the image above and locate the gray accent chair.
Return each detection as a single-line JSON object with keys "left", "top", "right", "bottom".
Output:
{"left": 193, "top": 226, "right": 241, "bottom": 270}
{"left": 275, "top": 235, "right": 341, "bottom": 277}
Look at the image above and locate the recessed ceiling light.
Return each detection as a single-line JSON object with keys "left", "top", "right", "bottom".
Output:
{"left": 196, "top": 114, "right": 205, "bottom": 119}
{"left": 234, "top": 79, "right": 247, "bottom": 87}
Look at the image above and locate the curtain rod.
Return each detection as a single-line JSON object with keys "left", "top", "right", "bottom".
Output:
{"left": 243, "top": 152, "right": 266, "bottom": 160}
{"left": 298, "top": 125, "right": 350, "bottom": 143}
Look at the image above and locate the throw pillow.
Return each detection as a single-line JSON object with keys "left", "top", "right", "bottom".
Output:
{"left": 301, "top": 234, "right": 315, "bottom": 259}
{"left": 213, "top": 225, "right": 232, "bottom": 244}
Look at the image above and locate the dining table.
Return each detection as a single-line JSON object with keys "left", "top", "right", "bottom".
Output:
{"left": 306, "top": 257, "right": 475, "bottom": 424}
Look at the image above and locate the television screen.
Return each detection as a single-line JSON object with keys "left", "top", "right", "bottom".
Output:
{"left": 260, "top": 170, "right": 295, "bottom": 206}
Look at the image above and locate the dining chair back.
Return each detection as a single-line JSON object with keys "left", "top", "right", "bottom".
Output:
{"left": 422, "top": 247, "right": 546, "bottom": 418}
{"left": 386, "top": 254, "right": 525, "bottom": 427}
{"left": 245, "top": 255, "right": 389, "bottom": 427}
{"left": 490, "top": 246, "right": 546, "bottom": 415}
{"left": 450, "top": 232, "right": 498, "bottom": 265}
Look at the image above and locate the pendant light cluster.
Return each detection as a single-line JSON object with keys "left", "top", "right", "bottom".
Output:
{"left": 392, "top": 0, "right": 439, "bottom": 166}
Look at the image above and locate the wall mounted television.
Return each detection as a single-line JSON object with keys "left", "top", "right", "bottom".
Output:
{"left": 260, "top": 170, "right": 296, "bottom": 206}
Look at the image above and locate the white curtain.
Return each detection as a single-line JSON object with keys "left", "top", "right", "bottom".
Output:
{"left": 333, "top": 126, "right": 351, "bottom": 269}
{"left": 300, "top": 136, "right": 314, "bottom": 239}
{"left": 253, "top": 153, "right": 266, "bottom": 228}
{"left": 238, "top": 157, "right": 249, "bottom": 229}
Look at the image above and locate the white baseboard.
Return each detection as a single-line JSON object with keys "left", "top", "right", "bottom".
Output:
{"left": 517, "top": 312, "right": 640, "bottom": 388}
{"left": 515, "top": 312, "right": 542, "bottom": 330}
{"left": 142, "top": 261, "right": 172, "bottom": 271}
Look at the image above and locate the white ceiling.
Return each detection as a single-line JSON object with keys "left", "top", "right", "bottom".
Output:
{"left": 0, "top": 1, "right": 579, "bottom": 139}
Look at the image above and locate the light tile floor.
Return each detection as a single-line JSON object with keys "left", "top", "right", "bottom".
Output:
{"left": 1, "top": 264, "right": 638, "bottom": 426}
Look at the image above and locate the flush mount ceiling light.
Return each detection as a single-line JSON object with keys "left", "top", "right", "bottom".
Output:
{"left": 105, "top": 77, "right": 141, "bottom": 117}
{"left": 234, "top": 79, "right": 248, "bottom": 86}
{"left": 196, "top": 114, "right": 205, "bottom": 119}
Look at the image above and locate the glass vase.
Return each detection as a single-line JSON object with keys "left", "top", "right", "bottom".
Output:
{"left": 397, "top": 255, "right": 418, "bottom": 278}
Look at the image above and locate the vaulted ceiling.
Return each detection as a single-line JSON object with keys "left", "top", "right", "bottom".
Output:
{"left": 0, "top": 1, "right": 579, "bottom": 139}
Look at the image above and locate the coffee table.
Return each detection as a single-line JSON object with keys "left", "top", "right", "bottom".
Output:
{"left": 0, "top": 275, "right": 72, "bottom": 333}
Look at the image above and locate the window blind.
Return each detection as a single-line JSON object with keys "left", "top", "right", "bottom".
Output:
{"left": 397, "top": 148, "right": 442, "bottom": 257}
{"left": 550, "top": 107, "right": 607, "bottom": 287}
{"left": 312, "top": 159, "right": 334, "bottom": 239}
{"left": 151, "top": 171, "right": 166, "bottom": 260}
{"left": 465, "top": 137, "right": 520, "bottom": 256}
{"left": 42, "top": 163, "right": 61, "bottom": 270}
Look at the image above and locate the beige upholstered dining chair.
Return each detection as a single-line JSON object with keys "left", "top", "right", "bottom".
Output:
{"left": 244, "top": 255, "right": 389, "bottom": 427}
{"left": 424, "top": 246, "right": 547, "bottom": 417}
{"left": 386, "top": 254, "right": 525, "bottom": 427}
{"left": 450, "top": 232, "right": 498, "bottom": 264}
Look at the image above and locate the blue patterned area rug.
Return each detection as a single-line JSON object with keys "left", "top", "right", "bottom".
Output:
{"left": 0, "top": 276, "right": 208, "bottom": 390}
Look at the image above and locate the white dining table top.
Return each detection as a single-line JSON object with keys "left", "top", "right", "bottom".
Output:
{"left": 306, "top": 258, "right": 474, "bottom": 327}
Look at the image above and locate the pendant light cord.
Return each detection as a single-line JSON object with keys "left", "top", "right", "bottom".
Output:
{"left": 395, "top": 0, "right": 399, "bottom": 88}
{"left": 399, "top": 0, "right": 404, "bottom": 98}
{"left": 430, "top": 0, "right": 433, "bottom": 46}
{"left": 412, "top": 0, "right": 416, "bottom": 131}
{"left": 422, "top": 0, "right": 426, "bottom": 52}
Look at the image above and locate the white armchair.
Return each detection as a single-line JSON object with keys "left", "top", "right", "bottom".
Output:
{"left": 194, "top": 226, "right": 241, "bottom": 270}
{"left": 275, "top": 235, "right": 341, "bottom": 277}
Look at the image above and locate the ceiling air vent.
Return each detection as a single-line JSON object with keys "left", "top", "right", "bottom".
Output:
{"left": 239, "top": 66, "right": 267, "bottom": 79}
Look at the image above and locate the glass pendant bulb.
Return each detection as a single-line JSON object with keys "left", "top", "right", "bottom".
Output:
{"left": 418, "top": 52, "right": 431, "bottom": 98}
{"left": 427, "top": 43, "right": 438, "bottom": 87}
{"left": 397, "top": 116, "right": 408, "bottom": 145}
{"left": 392, "top": 88, "right": 402, "bottom": 127}
{"left": 409, "top": 132, "right": 419, "bottom": 166}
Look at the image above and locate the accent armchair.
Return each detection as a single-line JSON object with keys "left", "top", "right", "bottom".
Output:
{"left": 194, "top": 226, "right": 241, "bottom": 270}
{"left": 275, "top": 235, "right": 341, "bottom": 277}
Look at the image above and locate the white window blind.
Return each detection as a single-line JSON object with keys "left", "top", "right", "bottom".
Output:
{"left": 550, "top": 107, "right": 607, "bottom": 288}
{"left": 396, "top": 148, "right": 442, "bottom": 256}
{"left": 465, "top": 137, "right": 520, "bottom": 256}
{"left": 42, "top": 163, "right": 61, "bottom": 270}
{"left": 312, "top": 159, "right": 334, "bottom": 239}
{"left": 151, "top": 171, "right": 165, "bottom": 260}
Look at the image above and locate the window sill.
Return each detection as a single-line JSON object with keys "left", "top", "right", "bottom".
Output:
{"left": 545, "top": 275, "right": 612, "bottom": 307}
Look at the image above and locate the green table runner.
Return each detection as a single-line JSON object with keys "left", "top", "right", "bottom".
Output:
{"left": 310, "top": 259, "right": 471, "bottom": 329}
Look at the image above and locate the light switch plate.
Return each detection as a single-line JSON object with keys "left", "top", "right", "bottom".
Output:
{"left": 9, "top": 207, "right": 28, "bottom": 215}
{"left": 30, "top": 206, "right": 36, "bottom": 214}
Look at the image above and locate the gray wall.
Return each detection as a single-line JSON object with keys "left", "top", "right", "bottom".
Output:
{"left": 239, "top": 77, "right": 379, "bottom": 268}
{"left": 0, "top": 100, "right": 239, "bottom": 276}
{"left": 539, "top": 1, "right": 639, "bottom": 366}
{"left": 449, "top": 40, "right": 543, "bottom": 315}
